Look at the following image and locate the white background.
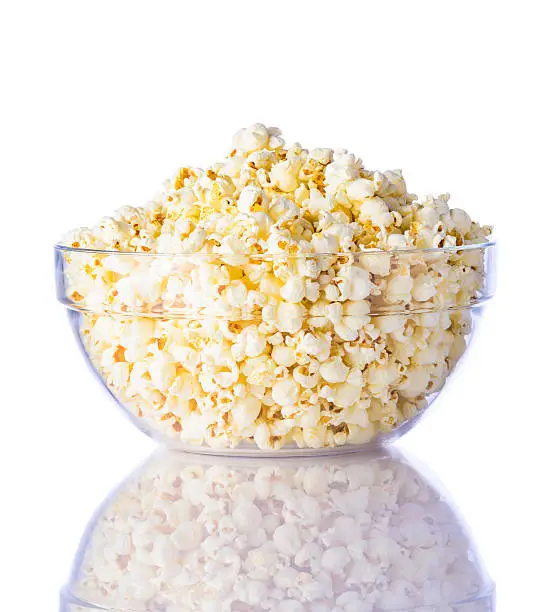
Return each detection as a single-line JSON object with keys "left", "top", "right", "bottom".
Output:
{"left": 1, "top": 1, "right": 540, "bottom": 610}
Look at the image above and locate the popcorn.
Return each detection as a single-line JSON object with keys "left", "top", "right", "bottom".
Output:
{"left": 319, "top": 357, "right": 349, "bottom": 383}
{"left": 232, "top": 123, "right": 271, "bottom": 154}
{"left": 273, "top": 523, "right": 302, "bottom": 556}
{"left": 346, "top": 177, "right": 375, "bottom": 201}
{"left": 272, "top": 378, "right": 301, "bottom": 407}
{"left": 280, "top": 277, "right": 306, "bottom": 303}
{"left": 276, "top": 302, "right": 306, "bottom": 334}
{"left": 272, "top": 345, "right": 297, "bottom": 368}
{"left": 231, "top": 397, "right": 261, "bottom": 431}
{"left": 385, "top": 269, "right": 414, "bottom": 303}
{"left": 171, "top": 521, "right": 204, "bottom": 551}
{"left": 411, "top": 273, "right": 438, "bottom": 302}
{"left": 450, "top": 208, "right": 472, "bottom": 235}
{"left": 58, "top": 123, "right": 493, "bottom": 450}
{"left": 270, "top": 161, "right": 300, "bottom": 193}
{"left": 65, "top": 450, "right": 494, "bottom": 612}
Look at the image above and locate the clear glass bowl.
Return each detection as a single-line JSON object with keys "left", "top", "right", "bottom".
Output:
{"left": 55, "top": 243, "right": 496, "bottom": 453}
{"left": 60, "top": 448, "right": 495, "bottom": 611}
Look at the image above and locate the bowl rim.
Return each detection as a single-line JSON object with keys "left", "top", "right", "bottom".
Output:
{"left": 59, "top": 584, "right": 497, "bottom": 612}
{"left": 54, "top": 239, "right": 496, "bottom": 259}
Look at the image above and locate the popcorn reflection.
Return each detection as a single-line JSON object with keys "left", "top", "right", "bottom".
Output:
{"left": 61, "top": 450, "right": 495, "bottom": 612}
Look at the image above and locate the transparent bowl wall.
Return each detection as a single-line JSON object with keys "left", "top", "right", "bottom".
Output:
{"left": 56, "top": 243, "right": 496, "bottom": 453}
{"left": 60, "top": 449, "right": 495, "bottom": 611}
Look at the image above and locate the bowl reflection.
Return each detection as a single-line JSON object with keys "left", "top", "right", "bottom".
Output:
{"left": 61, "top": 449, "right": 494, "bottom": 612}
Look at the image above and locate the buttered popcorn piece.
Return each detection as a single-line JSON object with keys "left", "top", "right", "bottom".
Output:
{"left": 66, "top": 452, "right": 493, "bottom": 611}
{"left": 60, "top": 124, "right": 493, "bottom": 450}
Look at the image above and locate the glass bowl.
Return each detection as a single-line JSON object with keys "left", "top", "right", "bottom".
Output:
{"left": 60, "top": 448, "right": 495, "bottom": 611}
{"left": 55, "top": 243, "right": 496, "bottom": 453}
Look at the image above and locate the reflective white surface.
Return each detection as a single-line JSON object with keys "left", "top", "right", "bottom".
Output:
{"left": 61, "top": 449, "right": 494, "bottom": 611}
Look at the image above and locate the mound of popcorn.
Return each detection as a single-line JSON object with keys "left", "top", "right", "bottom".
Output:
{"left": 59, "top": 123, "right": 493, "bottom": 450}
{"left": 66, "top": 451, "right": 493, "bottom": 611}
